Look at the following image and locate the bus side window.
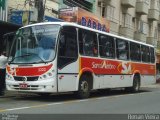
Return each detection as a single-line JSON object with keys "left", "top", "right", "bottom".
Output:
{"left": 130, "top": 42, "right": 141, "bottom": 61}
{"left": 58, "top": 26, "right": 78, "bottom": 68}
{"left": 141, "top": 45, "right": 150, "bottom": 62}
{"left": 150, "top": 47, "right": 155, "bottom": 63}
{"left": 116, "top": 39, "right": 129, "bottom": 60}
{"left": 79, "top": 29, "right": 98, "bottom": 57}
{"left": 99, "top": 34, "right": 115, "bottom": 58}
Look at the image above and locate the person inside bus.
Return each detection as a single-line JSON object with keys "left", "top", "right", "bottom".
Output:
{"left": 0, "top": 51, "right": 7, "bottom": 96}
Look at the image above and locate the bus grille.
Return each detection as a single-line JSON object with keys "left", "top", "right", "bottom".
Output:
{"left": 13, "top": 85, "right": 39, "bottom": 90}
{"left": 14, "top": 76, "right": 39, "bottom": 81}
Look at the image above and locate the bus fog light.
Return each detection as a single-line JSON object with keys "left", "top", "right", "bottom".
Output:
{"left": 48, "top": 72, "right": 53, "bottom": 76}
{"left": 43, "top": 75, "right": 47, "bottom": 79}
{"left": 39, "top": 76, "right": 42, "bottom": 80}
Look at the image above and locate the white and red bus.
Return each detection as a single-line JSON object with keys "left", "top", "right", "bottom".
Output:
{"left": 6, "top": 22, "right": 156, "bottom": 98}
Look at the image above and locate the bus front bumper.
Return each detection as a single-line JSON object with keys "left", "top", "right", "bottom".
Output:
{"left": 6, "top": 78, "right": 57, "bottom": 93}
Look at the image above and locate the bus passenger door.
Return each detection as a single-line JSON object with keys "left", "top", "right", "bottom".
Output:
{"left": 57, "top": 26, "right": 78, "bottom": 92}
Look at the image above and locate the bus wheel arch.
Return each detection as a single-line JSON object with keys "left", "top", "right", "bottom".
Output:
{"left": 76, "top": 71, "right": 93, "bottom": 99}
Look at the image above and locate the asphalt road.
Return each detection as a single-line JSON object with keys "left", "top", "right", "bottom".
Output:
{"left": 0, "top": 84, "right": 160, "bottom": 120}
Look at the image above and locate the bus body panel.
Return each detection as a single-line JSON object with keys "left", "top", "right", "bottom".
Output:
{"left": 80, "top": 57, "right": 156, "bottom": 89}
{"left": 57, "top": 59, "right": 79, "bottom": 92}
{"left": 93, "top": 74, "right": 133, "bottom": 89}
{"left": 141, "top": 75, "right": 156, "bottom": 86}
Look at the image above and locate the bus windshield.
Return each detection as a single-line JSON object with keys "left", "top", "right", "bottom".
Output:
{"left": 9, "top": 24, "right": 60, "bottom": 64}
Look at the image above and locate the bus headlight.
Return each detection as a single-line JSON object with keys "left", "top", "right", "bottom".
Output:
{"left": 39, "top": 71, "right": 54, "bottom": 80}
{"left": 6, "top": 73, "right": 12, "bottom": 80}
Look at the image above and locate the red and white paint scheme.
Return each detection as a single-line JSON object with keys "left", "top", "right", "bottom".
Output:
{"left": 6, "top": 22, "right": 156, "bottom": 98}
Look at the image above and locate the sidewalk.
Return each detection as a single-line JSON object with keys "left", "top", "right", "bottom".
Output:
{"left": 142, "top": 83, "right": 160, "bottom": 88}
{"left": 0, "top": 91, "right": 18, "bottom": 98}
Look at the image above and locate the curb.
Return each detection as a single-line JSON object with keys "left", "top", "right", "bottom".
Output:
{"left": 0, "top": 91, "right": 19, "bottom": 98}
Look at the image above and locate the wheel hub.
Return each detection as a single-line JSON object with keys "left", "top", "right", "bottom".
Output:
{"left": 81, "top": 81, "right": 88, "bottom": 92}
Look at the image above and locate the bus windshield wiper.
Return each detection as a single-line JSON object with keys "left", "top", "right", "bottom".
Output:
{"left": 25, "top": 53, "right": 46, "bottom": 63}
{"left": 8, "top": 53, "right": 46, "bottom": 64}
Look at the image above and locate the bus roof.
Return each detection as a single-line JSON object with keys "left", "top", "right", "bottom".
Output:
{"left": 21, "top": 22, "right": 154, "bottom": 48}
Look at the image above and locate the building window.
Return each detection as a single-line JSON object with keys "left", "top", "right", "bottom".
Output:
{"left": 106, "top": 5, "right": 115, "bottom": 21}
{"left": 122, "top": 14, "right": 132, "bottom": 28}
{"left": 138, "top": 21, "right": 148, "bottom": 34}
{"left": 63, "top": 0, "right": 93, "bottom": 12}
{"left": 137, "top": 0, "right": 149, "bottom": 4}
{"left": 102, "top": 7, "right": 106, "bottom": 18}
{"left": 154, "top": 28, "right": 158, "bottom": 39}
{"left": 145, "top": 0, "right": 150, "bottom": 4}
{"left": 156, "top": 0, "right": 160, "bottom": 9}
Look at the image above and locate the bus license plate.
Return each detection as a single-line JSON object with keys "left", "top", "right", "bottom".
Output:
{"left": 19, "top": 83, "right": 28, "bottom": 88}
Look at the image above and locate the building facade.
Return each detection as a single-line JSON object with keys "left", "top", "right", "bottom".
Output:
{"left": 2, "top": 0, "right": 160, "bottom": 54}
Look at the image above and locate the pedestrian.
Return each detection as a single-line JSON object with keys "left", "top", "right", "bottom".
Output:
{"left": 0, "top": 51, "right": 7, "bottom": 96}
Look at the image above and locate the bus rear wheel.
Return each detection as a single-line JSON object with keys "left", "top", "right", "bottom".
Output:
{"left": 132, "top": 75, "right": 140, "bottom": 92}
{"left": 77, "top": 75, "right": 90, "bottom": 99}
{"left": 125, "top": 75, "right": 140, "bottom": 93}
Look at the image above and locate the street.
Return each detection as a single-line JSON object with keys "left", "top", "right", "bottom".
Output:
{"left": 0, "top": 84, "right": 160, "bottom": 114}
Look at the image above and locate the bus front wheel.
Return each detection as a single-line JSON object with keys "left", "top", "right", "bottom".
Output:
{"left": 77, "top": 75, "right": 90, "bottom": 99}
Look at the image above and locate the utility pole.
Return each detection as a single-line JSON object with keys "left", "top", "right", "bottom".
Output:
{"left": 0, "top": 0, "right": 5, "bottom": 20}
{"left": 34, "top": 0, "right": 46, "bottom": 22}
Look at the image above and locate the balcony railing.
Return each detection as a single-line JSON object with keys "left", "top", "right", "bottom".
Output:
{"left": 146, "top": 37, "right": 157, "bottom": 46}
{"left": 134, "top": 32, "right": 147, "bottom": 43}
{"left": 148, "top": 9, "right": 159, "bottom": 21}
{"left": 119, "top": 26, "right": 134, "bottom": 39}
{"left": 136, "top": 1, "right": 149, "bottom": 15}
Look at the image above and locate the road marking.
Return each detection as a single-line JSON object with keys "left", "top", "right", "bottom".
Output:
{"left": 0, "top": 91, "right": 159, "bottom": 113}
{"left": 7, "top": 107, "right": 31, "bottom": 111}
{"left": 0, "top": 110, "right": 6, "bottom": 112}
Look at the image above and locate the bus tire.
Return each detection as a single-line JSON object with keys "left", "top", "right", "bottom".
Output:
{"left": 77, "top": 75, "right": 91, "bottom": 99}
{"left": 125, "top": 75, "right": 140, "bottom": 93}
{"left": 132, "top": 75, "right": 140, "bottom": 92}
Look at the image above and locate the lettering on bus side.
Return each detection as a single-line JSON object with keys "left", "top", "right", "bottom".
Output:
{"left": 92, "top": 61, "right": 134, "bottom": 74}
{"left": 92, "top": 61, "right": 116, "bottom": 69}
